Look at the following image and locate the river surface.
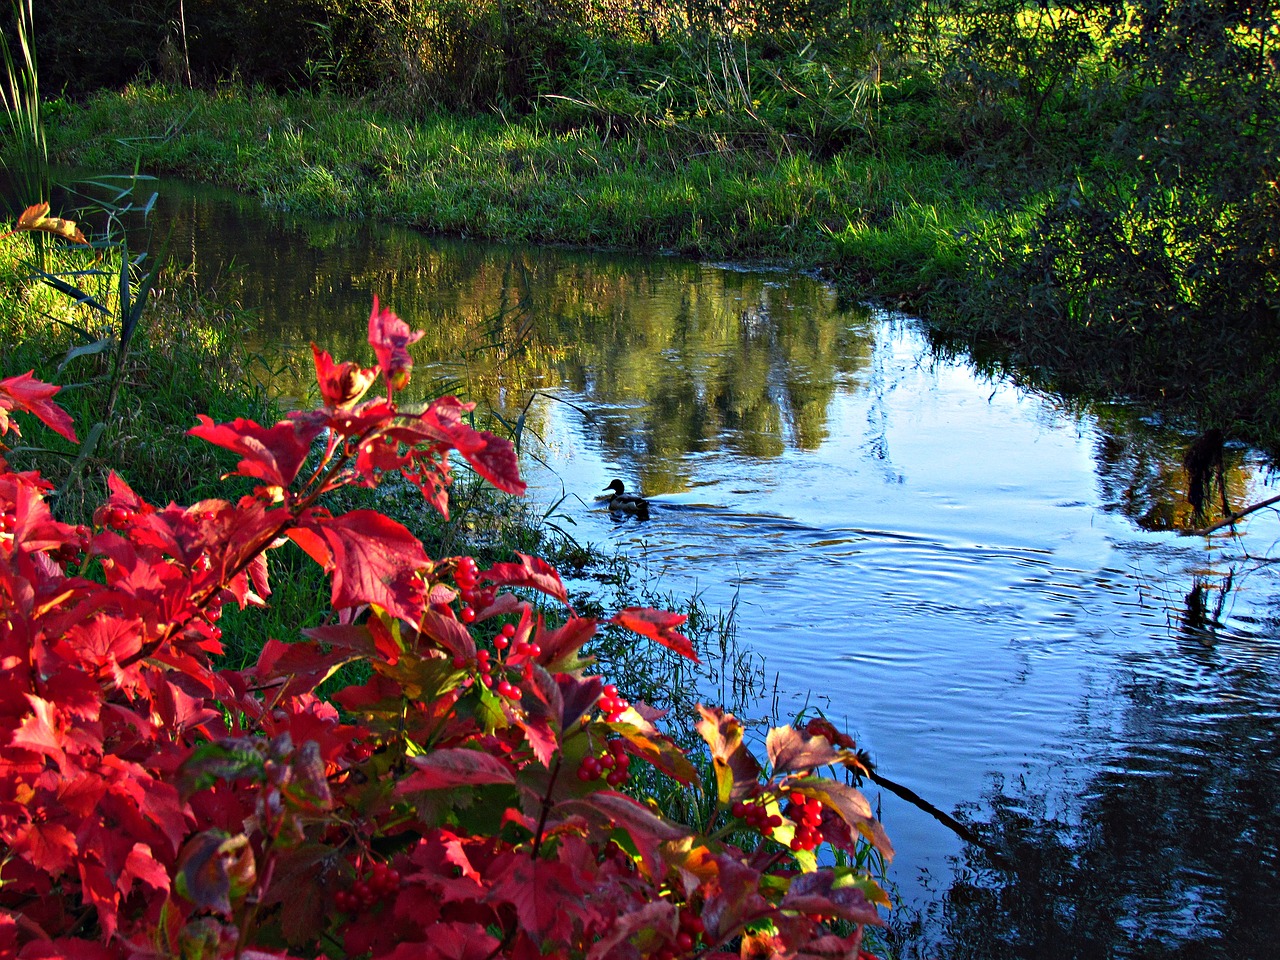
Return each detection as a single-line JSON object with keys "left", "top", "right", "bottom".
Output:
{"left": 89, "top": 179, "right": 1280, "bottom": 958}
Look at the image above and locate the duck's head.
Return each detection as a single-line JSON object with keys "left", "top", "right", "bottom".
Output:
{"left": 602, "top": 479, "right": 627, "bottom": 496}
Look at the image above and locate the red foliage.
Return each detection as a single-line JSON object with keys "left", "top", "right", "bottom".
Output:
{"left": 0, "top": 301, "right": 892, "bottom": 959}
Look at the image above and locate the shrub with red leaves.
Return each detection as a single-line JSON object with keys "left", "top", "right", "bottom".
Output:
{"left": 0, "top": 298, "right": 892, "bottom": 959}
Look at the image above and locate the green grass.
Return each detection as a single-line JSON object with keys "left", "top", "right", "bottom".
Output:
{"left": 45, "top": 83, "right": 992, "bottom": 276}
{"left": 0, "top": 227, "right": 273, "bottom": 517}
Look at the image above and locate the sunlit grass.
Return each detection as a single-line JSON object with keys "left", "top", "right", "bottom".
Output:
{"left": 47, "top": 82, "right": 998, "bottom": 283}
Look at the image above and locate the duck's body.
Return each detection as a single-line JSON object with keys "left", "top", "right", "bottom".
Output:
{"left": 599, "top": 479, "right": 650, "bottom": 520}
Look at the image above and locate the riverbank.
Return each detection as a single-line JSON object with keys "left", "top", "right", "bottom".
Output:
{"left": 43, "top": 82, "right": 1280, "bottom": 460}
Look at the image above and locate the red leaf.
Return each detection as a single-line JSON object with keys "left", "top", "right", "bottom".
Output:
{"left": 188, "top": 413, "right": 325, "bottom": 488}
{"left": 586, "top": 900, "right": 678, "bottom": 960}
{"left": 484, "top": 553, "right": 568, "bottom": 606}
{"left": 255, "top": 638, "right": 362, "bottom": 700}
{"left": 368, "top": 296, "right": 424, "bottom": 392}
{"left": 0, "top": 371, "right": 77, "bottom": 442}
{"left": 766, "top": 725, "right": 843, "bottom": 775}
{"left": 556, "top": 674, "right": 604, "bottom": 731}
{"left": 536, "top": 616, "right": 597, "bottom": 670}
{"left": 311, "top": 343, "right": 376, "bottom": 410}
{"left": 398, "top": 748, "right": 516, "bottom": 792}
{"left": 558, "top": 791, "right": 689, "bottom": 876}
{"left": 302, "top": 623, "right": 386, "bottom": 661}
{"left": 10, "top": 821, "right": 77, "bottom": 874}
{"left": 517, "top": 711, "right": 558, "bottom": 767}
{"left": 120, "top": 842, "right": 171, "bottom": 898}
{"left": 781, "top": 871, "right": 884, "bottom": 926}
{"left": 485, "top": 852, "right": 586, "bottom": 944}
{"left": 415, "top": 397, "right": 525, "bottom": 496}
{"left": 611, "top": 607, "right": 698, "bottom": 663}
{"left": 700, "top": 853, "right": 772, "bottom": 943}
{"left": 12, "top": 695, "right": 67, "bottom": 766}
{"left": 695, "top": 705, "right": 761, "bottom": 804}
{"left": 611, "top": 720, "right": 700, "bottom": 786}
{"left": 293, "top": 510, "right": 428, "bottom": 623}
{"left": 418, "top": 609, "right": 476, "bottom": 662}
{"left": 18, "top": 938, "right": 118, "bottom": 959}
{"left": 379, "top": 924, "right": 501, "bottom": 960}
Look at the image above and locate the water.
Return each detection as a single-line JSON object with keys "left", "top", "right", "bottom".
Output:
{"left": 89, "top": 179, "right": 1280, "bottom": 957}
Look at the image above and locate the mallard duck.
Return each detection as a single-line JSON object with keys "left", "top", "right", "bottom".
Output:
{"left": 599, "top": 479, "right": 650, "bottom": 519}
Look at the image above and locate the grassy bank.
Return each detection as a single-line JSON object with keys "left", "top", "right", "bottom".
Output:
{"left": 46, "top": 83, "right": 981, "bottom": 278}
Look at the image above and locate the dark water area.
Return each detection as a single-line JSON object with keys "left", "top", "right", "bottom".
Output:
{"left": 42, "top": 177, "right": 1280, "bottom": 958}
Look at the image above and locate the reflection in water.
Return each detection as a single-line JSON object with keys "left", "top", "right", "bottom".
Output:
{"left": 131, "top": 180, "right": 870, "bottom": 496}
{"left": 111, "top": 178, "right": 1280, "bottom": 957}
{"left": 917, "top": 598, "right": 1280, "bottom": 960}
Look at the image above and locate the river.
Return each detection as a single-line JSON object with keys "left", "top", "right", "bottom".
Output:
{"left": 100, "top": 178, "right": 1280, "bottom": 958}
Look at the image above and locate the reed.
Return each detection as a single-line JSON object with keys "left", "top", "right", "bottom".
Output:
{"left": 0, "top": 0, "right": 47, "bottom": 209}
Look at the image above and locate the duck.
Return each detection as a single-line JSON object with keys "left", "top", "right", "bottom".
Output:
{"left": 599, "top": 479, "right": 650, "bottom": 520}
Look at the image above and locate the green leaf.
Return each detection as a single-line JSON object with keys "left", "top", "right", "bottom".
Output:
{"left": 56, "top": 337, "right": 113, "bottom": 375}
{"left": 36, "top": 271, "right": 111, "bottom": 315}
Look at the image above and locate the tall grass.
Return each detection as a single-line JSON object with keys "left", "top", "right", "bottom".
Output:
{"left": 0, "top": 0, "right": 46, "bottom": 209}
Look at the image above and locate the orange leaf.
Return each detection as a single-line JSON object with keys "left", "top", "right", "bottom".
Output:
{"left": 14, "top": 202, "right": 89, "bottom": 244}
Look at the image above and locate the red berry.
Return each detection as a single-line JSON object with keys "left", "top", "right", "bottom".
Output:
{"left": 675, "top": 932, "right": 694, "bottom": 951}
{"left": 501, "top": 623, "right": 517, "bottom": 638}
{"left": 352, "top": 880, "right": 374, "bottom": 908}
{"left": 494, "top": 635, "right": 509, "bottom": 650}
{"left": 680, "top": 915, "right": 704, "bottom": 935}
{"left": 460, "top": 606, "right": 476, "bottom": 623}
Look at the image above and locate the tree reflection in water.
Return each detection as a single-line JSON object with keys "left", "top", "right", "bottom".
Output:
{"left": 897, "top": 578, "right": 1280, "bottom": 960}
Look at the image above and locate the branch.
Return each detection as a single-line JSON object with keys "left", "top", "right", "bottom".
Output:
{"left": 863, "top": 766, "right": 1016, "bottom": 872}
{"left": 1180, "top": 493, "right": 1280, "bottom": 536}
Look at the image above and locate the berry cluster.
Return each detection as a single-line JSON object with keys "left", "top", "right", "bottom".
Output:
{"left": 785, "top": 793, "right": 826, "bottom": 852}
{"left": 476, "top": 649, "right": 520, "bottom": 700}
{"left": 96, "top": 504, "right": 134, "bottom": 529}
{"left": 576, "top": 738, "right": 631, "bottom": 787}
{"left": 333, "top": 861, "right": 401, "bottom": 914}
{"left": 454, "top": 555, "right": 497, "bottom": 621}
{"left": 598, "top": 683, "right": 629, "bottom": 721}
{"left": 450, "top": 622, "right": 539, "bottom": 702}
{"left": 730, "top": 796, "right": 783, "bottom": 837}
{"left": 454, "top": 555, "right": 479, "bottom": 592}
{"left": 648, "top": 909, "right": 706, "bottom": 959}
